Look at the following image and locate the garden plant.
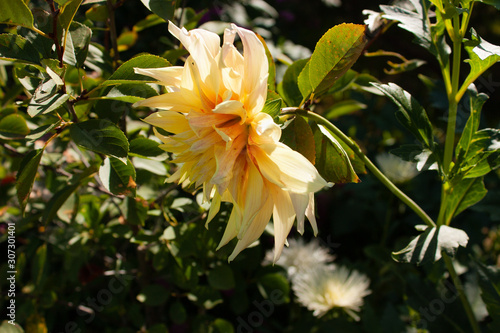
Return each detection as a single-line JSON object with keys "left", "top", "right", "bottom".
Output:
{"left": 1, "top": 0, "right": 500, "bottom": 332}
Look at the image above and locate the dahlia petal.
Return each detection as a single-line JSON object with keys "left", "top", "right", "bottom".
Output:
{"left": 289, "top": 192, "right": 309, "bottom": 234}
{"left": 168, "top": 21, "right": 220, "bottom": 58}
{"left": 216, "top": 204, "right": 241, "bottom": 250}
{"left": 232, "top": 24, "right": 268, "bottom": 99}
{"left": 133, "top": 91, "right": 201, "bottom": 113}
{"left": 270, "top": 186, "right": 296, "bottom": 262}
{"left": 134, "top": 66, "right": 183, "bottom": 87}
{"left": 228, "top": 197, "right": 273, "bottom": 262}
{"left": 260, "top": 142, "right": 328, "bottom": 193}
{"left": 249, "top": 113, "right": 281, "bottom": 145}
{"left": 237, "top": 160, "right": 267, "bottom": 239}
{"left": 206, "top": 191, "right": 221, "bottom": 228}
{"left": 143, "top": 111, "right": 191, "bottom": 134}
{"left": 212, "top": 100, "right": 246, "bottom": 124}
{"left": 305, "top": 193, "right": 318, "bottom": 236}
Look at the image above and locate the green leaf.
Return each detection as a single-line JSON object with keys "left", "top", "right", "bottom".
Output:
{"left": 124, "top": 196, "right": 148, "bottom": 226}
{"left": 261, "top": 98, "right": 282, "bottom": 119}
{"left": 325, "top": 99, "right": 366, "bottom": 119}
{"left": 455, "top": 85, "right": 488, "bottom": 165}
{"left": 0, "top": 0, "right": 34, "bottom": 29}
{"left": 457, "top": 129, "right": 500, "bottom": 179}
{"left": 99, "top": 157, "right": 137, "bottom": 196}
{"left": 392, "top": 225, "right": 469, "bottom": 265}
{"left": 444, "top": 177, "right": 488, "bottom": 224}
{"left": 281, "top": 115, "right": 316, "bottom": 164}
{"left": 298, "top": 23, "right": 367, "bottom": 100}
{"left": 137, "top": 284, "right": 169, "bottom": 306}
{"left": 312, "top": 123, "right": 360, "bottom": 183}
{"left": 70, "top": 119, "right": 129, "bottom": 158}
{"left": 85, "top": 4, "right": 109, "bottom": 22}
{"left": 476, "top": 261, "right": 500, "bottom": 323}
{"left": 0, "top": 113, "right": 30, "bottom": 139}
{"left": 140, "top": 0, "right": 178, "bottom": 22}
{"left": 0, "top": 321, "right": 24, "bottom": 333}
{"left": 257, "top": 273, "right": 290, "bottom": 304}
{"left": 188, "top": 285, "right": 223, "bottom": 309}
{"left": 26, "top": 120, "right": 62, "bottom": 142}
{"left": 63, "top": 21, "right": 92, "bottom": 67}
{"left": 212, "top": 319, "right": 234, "bottom": 333}
{"left": 16, "top": 149, "right": 44, "bottom": 214}
{"left": 32, "top": 244, "right": 47, "bottom": 287}
{"left": 280, "top": 58, "right": 308, "bottom": 107}
{"left": 169, "top": 301, "right": 187, "bottom": 324}
{"left": 207, "top": 265, "right": 235, "bottom": 290}
{"left": 477, "top": 0, "right": 500, "bottom": 10}
{"left": 381, "top": 0, "right": 450, "bottom": 59}
{"left": 372, "top": 82, "right": 434, "bottom": 149}
{"left": 129, "top": 137, "right": 164, "bottom": 158}
{"left": 42, "top": 183, "right": 79, "bottom": 224}
{"left": 101, "top": 83, "right": 158, "bottom": 103}
{"left": 133, "top": 14, "right": 166, "bottom": 32}
{"left": 104, "top": 53, "right": 171, "bottom": 84}
{"left": 27, "top": 79, "right": 70, "bottom": 117}
{"left": 0, "top": 34, "right": 40, "bottom": 64}
{"left": 59, "top": 0, "right": 84, "bottom": 45}
{"left": 463, "top": 29, "right": 500, "bottom": 89}
{"left": 117, "top": 29, "right": 138, "bottom": 52}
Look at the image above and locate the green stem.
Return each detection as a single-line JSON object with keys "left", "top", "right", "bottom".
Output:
{"left": 442, "top": 253, "right": 481, "bottom": 333}
{"left": 286, "top": 108, "right": 436, "bottom": 228}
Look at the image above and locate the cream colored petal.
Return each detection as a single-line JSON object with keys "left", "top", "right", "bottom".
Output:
{"left": 232, "top": 24, "right": 268, "bottom": 99}
{"left": 206, "top": 190, "right": 221, "bottom": 228}
{"left": 270, "top": 185, "right": 296, "bottom": 262}
{"left": 228, "top": 196, "right": 273, "bottom": 262}
{"left": 245, "top": 75, "right": 268, "bottom": 117}
{"left": 259, "top": 142, "right": 328, "bottom": 193}
{"left": 237, "top": 160, "right": 268, "bottom": 239}
{"left": 134, "top": 67, "right": 183, "bottom": 87}
{"left": 211, "top": 134, "right": 247, "bottom": 187}
{"left": 168, "top": 21, "right": 220, "bottom": 58}
{"left": 212, "top": 100, "right": 246, "bottom": 124}
{"left": 133, "top": 91, "right": 201, "bottom": 113}
{"left": 216, "top": 203, "right": 242, "bottom": 250}
{"left": 187, "top": 37, "right": 220, "bottom": 102}
{"left": 249, "top": 113, "right": 281, "bottom": 145}
{"left": 289, "top": 192, "right": 309, "bottom": 234}
{"left": 143, "top": 111, "right": 191, "bottom": 134}
{"left": 305, "top": 193, "right": 318, "bottom": 236}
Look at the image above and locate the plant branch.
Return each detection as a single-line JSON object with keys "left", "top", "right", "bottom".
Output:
{"left": 106, "top": 0, "right": 120, "bottom": 69}
{"left": 442, "top": 253, "right": 481, "bottom": 333}
{"left": 282, "top": 108, "right": 436, "bottom": 228}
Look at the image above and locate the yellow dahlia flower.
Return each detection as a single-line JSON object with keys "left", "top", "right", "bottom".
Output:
{"left": 134, "top": 22, "right": 328, "bottom": 261}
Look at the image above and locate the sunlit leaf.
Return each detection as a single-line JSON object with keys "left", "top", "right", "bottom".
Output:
{"left": 280, "top": 58, "right": 308, "bottom": 107}
{"left": 372, "top": 82, "right": 434, "bottom": 149}
{"left": 16, "top": 149, "right": 44, "bottom": 214}
{"left": 392, "top": 225, "right": 469, "bottom": 265}
{"left": 70, "top": 119, "right": 129, "bottom": 158}
{"left": 325, "top": 99, "right": 366, "bottom": 119}
{"left": 0, "top": 0, "right": 34, "bottom": 29}
{"left": 444, "top": 177, "right": 488, "bottom": 224}
{"left": 133, "top": 13, "right": 166, "bottom": 32}
{"left": 261, "top": 98, "right": 282, "bottom": 119}
{"left": 312, "top": 123, "right": 360, "bottom": 183}
{"left": 104, "top": 53, "right": 171, "bottom": 85}
{"left": 0, "top": 113, "right": 30, "bottom": 139}
{"left": 99, "top": 156, "right": 136, "bottom": 196}
{"left": 140, "top": 0, "right": 178, "bottom": 21}
{"left": 26, "top": 120, "right": 61, "bottom": 142}
{"left": 281, "top": 115, "right": 316, "bottom": 164}
{"left": 27, "top": 79, "right": 70, "bottom": 117}
{"left": 298, "top": 23, "right": 367, "bottom": 100}
{"left": 129, "top": 137, "right": 165, "bottom": 158}
{"left": 0, "top": 34, "right": 40, "bottom": 64}
{"left": 463, "top": 29, "right": 500, "bottom": 89}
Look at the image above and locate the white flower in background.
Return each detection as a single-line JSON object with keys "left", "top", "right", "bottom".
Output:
{"left": 262, "top": 238, "right": 335, "bottom": 276}
{"left": 292, "top": 265, "right": 371, "bottom": 319}
{"left": 375, "top": 152, "right": 419, "bottom": 184}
